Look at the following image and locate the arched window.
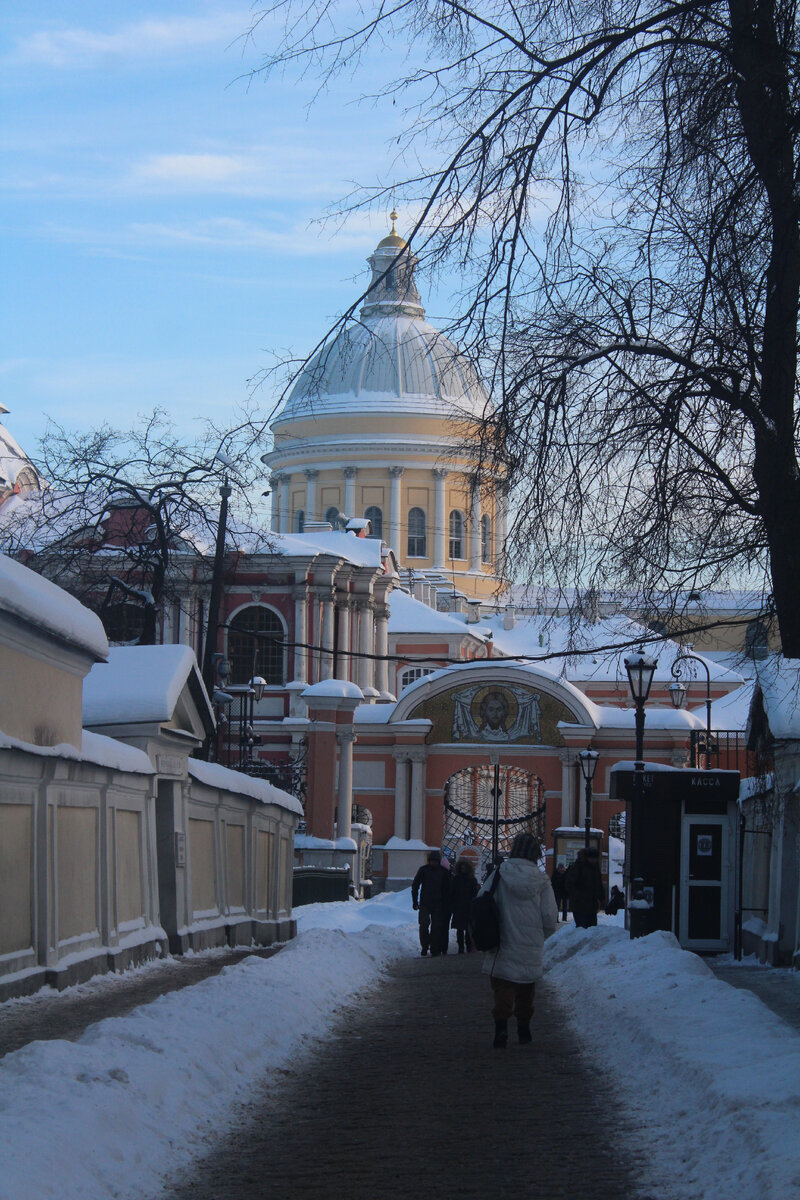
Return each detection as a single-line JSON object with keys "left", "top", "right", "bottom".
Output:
{"left": 400, "top": 666, "right": 434, "bottom": 691}
{"left": 228, "top": 606, "right": 285, "bottom": 685}
{"left": 481, "top": 513, "right": 492, "bottom": 563}
{"left": 449, "top": 509, "right": 464, "bottom": 560}
{"left": 294, "top": 509, "right": 305, "bottom": 533}
{"left": 407, "top": 507, "right": 427, "bottom": 557}
{"left": 325, "top": 506, "right": 340, "bottom": 528}
{"left": 364, "top": 505, "right": 383, "bottom": 539}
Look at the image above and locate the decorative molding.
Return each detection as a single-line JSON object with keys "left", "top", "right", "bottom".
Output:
{"left": 343, "top": 465, "right": 359, "bottom": 478}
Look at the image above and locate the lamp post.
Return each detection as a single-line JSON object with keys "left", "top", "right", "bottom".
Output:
{"left": 624, "top": 649, "right": 658, "bottom": 933}
{"left": 669, "top": 650, "right": 713, "bottom": 768}
{"left": 578, "top": 748, "right": 600, "bottom": 850}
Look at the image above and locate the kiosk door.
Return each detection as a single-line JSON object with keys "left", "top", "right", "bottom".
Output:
{"left": 679, "top": 813, "right": 733, "bottom": 951}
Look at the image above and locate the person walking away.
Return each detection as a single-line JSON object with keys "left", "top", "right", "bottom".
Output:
{"left": 478, "top": 833, "right": 558, "bottom": 1047}
{"left": 551, "top": 863, "right": 569, "bottom": 921}
{"left": 412, "top": 850, "right": 451, "bottom": 956}
{"left": 450, "top": 858, "right": 479, "bottom": 953}
{"left": 564, "top": 847, "right": 605, "bottom": 929}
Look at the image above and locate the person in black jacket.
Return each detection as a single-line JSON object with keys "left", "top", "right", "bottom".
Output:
{"left": 564, "top": 847, "right": 605, "bottom": 928}
{"left": 412, "top": 850, "right": 451, "bottom": 956}
{"left": 449, "top": 858, "right": 479, "bottom": 953}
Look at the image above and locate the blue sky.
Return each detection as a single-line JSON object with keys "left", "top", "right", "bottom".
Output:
{"left": 2, "top": 2, "right": 434, "bottom": 458}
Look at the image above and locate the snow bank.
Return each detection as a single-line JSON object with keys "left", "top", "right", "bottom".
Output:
{"left": 0, "top": 892, "right": 417, "bottom": 1200}
{"left": 545, "top": 925, "right": 800, "bottom": 1199}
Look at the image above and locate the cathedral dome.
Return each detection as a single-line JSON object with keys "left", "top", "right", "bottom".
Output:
{"left": 274, "top": 232, "right": 489, "bottom": 426}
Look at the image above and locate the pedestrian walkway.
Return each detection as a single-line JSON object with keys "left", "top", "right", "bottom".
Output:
{"left": 709, "top": 961, "right": 800, "bottom": 1035}
{"left": 161, "top": 953, "right": 654, "bottom": 1200}
{"left": 0, "top": 945, "right": 281, "bottom": 1060}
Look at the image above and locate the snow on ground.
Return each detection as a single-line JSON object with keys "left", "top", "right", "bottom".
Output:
{"left": 1, "top": 891, "right": 800, "bottom": 1200}
{"left": 545, "top": 923, "right": 800, "bottom": 1199}
{"left": 0, "top": 892, "right": 417, "bottom": 1200}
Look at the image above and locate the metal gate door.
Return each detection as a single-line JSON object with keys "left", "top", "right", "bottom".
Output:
{"left": 443, "top": 765, "right": 545, "bottom": 876}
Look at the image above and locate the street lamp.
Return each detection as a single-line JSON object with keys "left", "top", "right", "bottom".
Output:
{"left": 624, "top": 648, "right": 658, "bottom": 936}
{"left": 669, "top": 650, "right": 713, "bottom": 768}
{"left": 250, "top": 676, "right": 267, "bottom": 703}
{"left": 578, "top": 748, "right": 600, "bottom": 850}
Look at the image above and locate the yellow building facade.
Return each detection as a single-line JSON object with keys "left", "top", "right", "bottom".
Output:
{"left": 263, "top": 223, "right": 506, "bottom": 600}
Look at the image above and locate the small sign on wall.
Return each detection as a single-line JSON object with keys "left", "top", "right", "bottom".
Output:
{"left": 174, "top": 831, "right": 186, "bottom": 867}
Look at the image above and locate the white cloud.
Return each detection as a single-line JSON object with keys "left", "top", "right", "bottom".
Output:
{"left": 11, "top": 11, "right": 251, "bottom": 69}
{"left": 134, "top": 153, "right": 251, "bottom": 185}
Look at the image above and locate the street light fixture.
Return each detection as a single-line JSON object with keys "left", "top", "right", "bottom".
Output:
{"left": 578, "top": 748, "right": 600, "bottom": 850}
{"left": 669, "top": 650, "right": 713, "bottom": 768}
{"left": 624, "top": 648, "right": 658, "bottom": 936}
{"left": 250, "top": 676, "right": 267, "bottom": 703}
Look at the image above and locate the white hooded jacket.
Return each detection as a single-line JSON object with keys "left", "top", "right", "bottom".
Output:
{"left": 479, "top": 857, "right": 559, "bottom": 983}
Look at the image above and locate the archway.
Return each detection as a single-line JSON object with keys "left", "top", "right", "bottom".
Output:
{"left": 443, "top": 764, "right": 545, "bottom": 875}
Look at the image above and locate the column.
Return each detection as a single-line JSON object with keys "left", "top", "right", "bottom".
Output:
{"left": 356, "top": 598, "right": 374, "bottom": 692}
{"left": 308, "top": 590, "right": 321, "bottom": 683}
{"left": 269, "top": 476, "right": 281, "bottom": 533}
{"left": 495, "top": 484, "right": 508, "bottom": 573}
{"left": 469, "top": 481, "right": 482, "bottom": 572}
{"left": 344, "top": 466, "right": 358, "bottom": 519}
{"left": 319, "top": 588, "right": 336, "bottom": 680}
{"left": 409, "top": 749, "right": 428, "bottom": 841}
{"left": 304, "top": 468, "right": 319, "bottom": 524}
{"left": 336, "top": 730, "right": 356, "bottom": 841}
{"left": 559, "top": 750, "right": 579, "bottom": 826}
{"left": 392, "top": 750, "right": 410, "bottom": 839}
{"left": 374, "top": 602, "right": 390, "bottom": 694}
{"left": 388, "top": 466, "right": 404, "bottom": 553}
{"left": 336, "top": 598, "right": 352, "bottom": 681}
{"left": 433, "top": 468, "right": 448, "bottom": 569}
{"left": 292, "top": 586, "right": 308, "bottom": 682}
{"left": 279, "top": 474, "right": 291, "bottom": 534}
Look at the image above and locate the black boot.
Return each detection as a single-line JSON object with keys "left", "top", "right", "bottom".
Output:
{"left": 493, "top": 1019, "right": 508, "bottom": 1048}
{"left": 517, "top": 1019, "right": 532, "bottom": 1044}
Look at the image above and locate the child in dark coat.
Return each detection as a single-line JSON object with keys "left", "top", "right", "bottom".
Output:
{"left": 450, "top": 858, "right": 479, "bottom": 953}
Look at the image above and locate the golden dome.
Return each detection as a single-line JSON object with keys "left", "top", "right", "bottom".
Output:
{"left": 377, "top": 209, "right": 406, "bottom": 249}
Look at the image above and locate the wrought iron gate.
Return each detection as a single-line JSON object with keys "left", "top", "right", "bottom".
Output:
{"left": 443, "top": 765, "right": 545, "bottom": 873}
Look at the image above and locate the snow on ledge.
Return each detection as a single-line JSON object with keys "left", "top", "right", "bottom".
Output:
{"left": 0, "top": 728, "right": 154, "bottom": 774}
{"left": 303, "top": 679, "right": 364, "bottom": 702}
{"left": 0, "top": 552, "right": 108, "bottom": 661}
{"left": 188, "top": 758, "right": 303, "bottom": 816}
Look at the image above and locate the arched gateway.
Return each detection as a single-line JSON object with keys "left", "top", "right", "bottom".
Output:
{"left": 443, "top": 764, "right": 545, "bottom": 874}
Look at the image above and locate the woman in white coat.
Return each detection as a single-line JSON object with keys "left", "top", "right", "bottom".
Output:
{"left": 479, "top": 832, "right": 559, "bottom": 1047}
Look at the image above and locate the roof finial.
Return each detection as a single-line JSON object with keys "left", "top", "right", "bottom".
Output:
{"left": 389, "top": 208, "right": 398, "bottom": 236}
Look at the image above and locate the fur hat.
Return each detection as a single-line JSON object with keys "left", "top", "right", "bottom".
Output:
{"left": 508, "top": 832, "right": 541, "bottom": 862}
{"left": 428, "top": 849, "right": 441, "bottom": 863}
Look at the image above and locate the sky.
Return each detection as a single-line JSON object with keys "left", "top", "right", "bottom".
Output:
{"left": 1, "top": 2, "right": 432, "bottom": 462}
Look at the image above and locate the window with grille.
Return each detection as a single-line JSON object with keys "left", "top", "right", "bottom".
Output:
{"left": 228, "top": 606, "right": 285, "bottom": 685}
{"left": 364, "top": 505, "right": 383, "bottom": 538}
{"left": 400, "top": 666, "right": 434, "bottom": 690}
{"left": 407, "top": 507, "right": 427, "bottom": 557}
{"left": 449, "top": 509, "right": 464, "bottom": 560}
{"left": 325, "top": 506, "right": 340, "bottom": 528}
{"left": 294, "top": 509, "right": 305, "bottom": 533}
{"left": 481, "top": 513, "right": 492, "bottom": 563}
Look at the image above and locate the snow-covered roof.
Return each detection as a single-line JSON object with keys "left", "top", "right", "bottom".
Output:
{"left": 754, "top": 656, "right": 800, "bottom": 740}
{"left": 387, "top": 588, "right": 490, "bottom": 638}
{"left": 479, "top": 612, "right": 742, "bottom": 688}
{"left": 697, "top": 680, "right": 756, "bottom": 732}
{"left": 83, "top": 645, "right": 213, "bottom": 727}
{"left": 0, "top": 728, "right": 153, "bottom": 774}
{"left": 188, "top": 758, "right": 303, "bottom": 816}
{"left": 0, "top": 552, "right": 108, "bottom": 661}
